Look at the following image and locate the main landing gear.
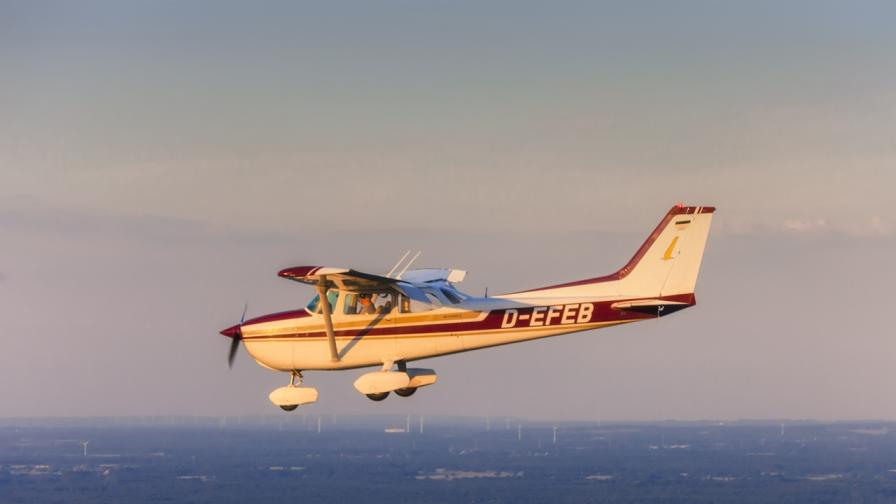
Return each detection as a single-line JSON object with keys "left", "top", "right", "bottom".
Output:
{"left": 268, "top": 363, "right": 437, "bottom": 409}
{"left": 365, "top": 392, "right": 390, "bottom": 401}
{"left": 355, "top": 361, "right": 437, "bottom": 401}
{"left": 365, "top": 387, "right": 416, "bottom": 401}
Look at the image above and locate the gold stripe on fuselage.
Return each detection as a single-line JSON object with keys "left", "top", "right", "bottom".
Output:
{"left": 242, "top": 319, "right": 638, "bottom": 343}
{"left": 241, "top": 310, "right": 486, "bottom": 338}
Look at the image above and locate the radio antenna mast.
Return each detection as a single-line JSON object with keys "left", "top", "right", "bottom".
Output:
{"left": 385, "top": 251, "right": 411, "bottom": 278}
{"left": 395, "top": 251, "right": 421, "bottom": 279}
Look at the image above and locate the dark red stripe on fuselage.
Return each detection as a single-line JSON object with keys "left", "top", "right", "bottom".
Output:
{"left": 241, "top": 293, "right": 695, "bottom": 341}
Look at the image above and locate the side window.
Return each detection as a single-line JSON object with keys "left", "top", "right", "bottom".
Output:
{"left": 372, "top": 292, "right": 395, "bottom": 314}
{"left": 400, "top": 293, "right": 438, "bottom": 313}
{"left": 359, "top": 293, "right": 376, "bottom": 314}
{"left": 399, "top": 294, "right": 411, "bottom": 314}
{"left": 306, "top": 294, "right": 321, "bottom": 314}
{"left": 343, "top": 292, "right": 395, "bottom": 315}
{"left": 326, "top": 290, "right": 339, "bottom": 312}
{"left": 343, "top": 293, "right": 358, "bottom": 315}
{"left": 306, "top": 290, "right": 339, "bottom": 314}
{"left": 345, "top": 293, "right": 377, "bottom": 315}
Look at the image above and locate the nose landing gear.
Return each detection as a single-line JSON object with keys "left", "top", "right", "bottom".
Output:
{"left": 269, "top": 371, "right": 319, "bottom": 411}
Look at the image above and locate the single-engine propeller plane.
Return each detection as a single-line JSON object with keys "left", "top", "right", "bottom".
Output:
{"left": 220, "top": 204, "right": 715, "bottom": 411}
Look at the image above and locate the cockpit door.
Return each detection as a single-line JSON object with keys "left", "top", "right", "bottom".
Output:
{"left": 335, "top": 290, "right": 397, "bottom": 362}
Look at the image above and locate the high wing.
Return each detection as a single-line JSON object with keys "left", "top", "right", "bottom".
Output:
{"left": 278, "top": 266, "right": 398, "bottom": 291}
{"left": 278, "top": 265, "right": 432, "bottom": 305}
{"left": 398, "top": 268, "right": 467, "bottom": 284}
{"left": 279, "top": 266, "right": 404, "bottom": 363}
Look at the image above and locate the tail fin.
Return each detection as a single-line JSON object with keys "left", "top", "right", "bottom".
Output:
{"left": 623, "top": 205, "right": 714, "bottom": 297}
{"left": 507, "top": 205, "right": 715, "bottom": 299}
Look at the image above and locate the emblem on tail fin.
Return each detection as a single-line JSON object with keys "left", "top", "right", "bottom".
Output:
{"left": 661, "top": 236, "right": 679, "bottom": 261}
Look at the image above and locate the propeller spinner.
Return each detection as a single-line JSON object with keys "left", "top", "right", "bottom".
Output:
{"left": 220, "top": 303, "right": 248, "bottom": 368}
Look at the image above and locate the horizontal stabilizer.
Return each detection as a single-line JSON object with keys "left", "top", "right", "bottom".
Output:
{"left": 611, "top": 299, "right": 690, "bottom": 317}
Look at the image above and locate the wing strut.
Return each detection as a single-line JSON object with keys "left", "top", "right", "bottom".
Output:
{"left": 315, "top": 275, "right": 340, "bottom": 362}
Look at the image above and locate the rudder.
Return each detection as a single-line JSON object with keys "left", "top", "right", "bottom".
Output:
{"left": 503, "top": 204, "right": 715, "bottom": 299}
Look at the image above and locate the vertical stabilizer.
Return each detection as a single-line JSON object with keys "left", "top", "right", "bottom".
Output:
{"left": 504, "top": 205, "right": 715, "bottom": 299}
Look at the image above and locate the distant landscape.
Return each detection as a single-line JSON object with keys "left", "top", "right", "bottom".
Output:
{"left": 2, "top": 417, "right": 896, "bottom": 503}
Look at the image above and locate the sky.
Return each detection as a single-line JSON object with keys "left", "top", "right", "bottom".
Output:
{"left": 1, "top": 0, "right": 894, "bottom": 421}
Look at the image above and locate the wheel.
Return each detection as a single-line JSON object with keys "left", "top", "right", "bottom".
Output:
{"left": 394, "top": 387, "right": 417, "bottom": 397}
{"left": 365, "top": 392, "right": 390, "bottom": 401}
{"left": 279, "top": 404, "right": 299, "bottom": 411}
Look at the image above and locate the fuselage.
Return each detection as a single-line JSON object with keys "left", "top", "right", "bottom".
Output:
{"left": 218, "top": 204, "right": 714, "bottom": 409}
{"left": 239, "top": 291, "right": 696, "bottom": 371}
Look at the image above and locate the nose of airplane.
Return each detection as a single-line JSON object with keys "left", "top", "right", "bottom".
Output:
{"left": 220, "top": 324, "right": 241, "bottom": 338}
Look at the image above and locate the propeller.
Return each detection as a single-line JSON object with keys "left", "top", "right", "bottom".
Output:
{"left": 227, "top": 330, "right": 241, "bottom": 368}
{"left": 222, "top": 302, "right": 248, "bottom": 368}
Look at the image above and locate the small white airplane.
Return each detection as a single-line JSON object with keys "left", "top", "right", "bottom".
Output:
{"left": 220, "top": 204, "right": 715, "bottom": 411}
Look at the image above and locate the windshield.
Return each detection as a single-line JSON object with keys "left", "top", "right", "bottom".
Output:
{"left": 305, "top": 289, "right": 339, "bottom": 314}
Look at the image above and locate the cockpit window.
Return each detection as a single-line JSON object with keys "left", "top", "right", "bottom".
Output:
{"left": 399, "top": 294, "right": 411, "bottom": 313}
{"left": 343, "top": 293, "right": 358, "bottom": 314}
{"left": 306, "top": 294, "right": 320, "bottom": 313}
{"left": 372, "top": 292, "right": 395, "bottom": 314}
{"left": 343, "top": 292, "right": 394, "bottom": 315}
{"left": 305, "top": 289, "right": 339, "bottom": 314}
{"left": 399, "top": 294, "right": 438, "bottom": 313}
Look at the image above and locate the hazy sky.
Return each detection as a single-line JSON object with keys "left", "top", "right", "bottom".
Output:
{"left": 2, "top": 1, "right": 894, "bottom": 421}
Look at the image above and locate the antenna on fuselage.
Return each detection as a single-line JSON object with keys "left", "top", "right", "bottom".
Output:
{"left": 395, "top": 251, "right": 421, "bottom": 279}
{"left": 385, "top": 250, "right": 411, "bottom": 278}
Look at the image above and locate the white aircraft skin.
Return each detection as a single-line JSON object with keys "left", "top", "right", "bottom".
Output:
{"left": 220, "top": 204, "right": 715, "bottom": 409}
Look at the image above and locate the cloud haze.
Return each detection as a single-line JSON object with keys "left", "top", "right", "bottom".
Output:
{"left": 1, "top": 0, "right": 894, "bottom": 420}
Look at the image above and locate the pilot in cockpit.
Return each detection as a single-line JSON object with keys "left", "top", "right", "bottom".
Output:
{"left": 358, "top": 294, "right": 375, "bottom": 314}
